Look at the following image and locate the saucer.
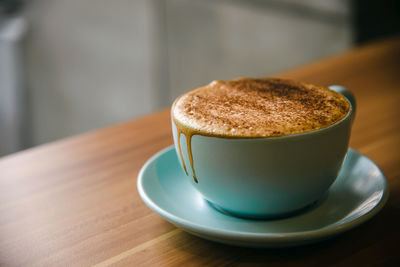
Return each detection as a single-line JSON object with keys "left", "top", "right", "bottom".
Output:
{"left": 137, "top": 146, "right": 389, "bottom": 248}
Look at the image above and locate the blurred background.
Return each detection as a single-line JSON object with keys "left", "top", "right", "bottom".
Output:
{"left": 0, "top": 0, "right": 399, "bottom": 156}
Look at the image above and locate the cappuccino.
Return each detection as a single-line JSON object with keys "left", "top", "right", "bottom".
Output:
{"left": 172, "top": 78, "right": 350, "bottom": 183}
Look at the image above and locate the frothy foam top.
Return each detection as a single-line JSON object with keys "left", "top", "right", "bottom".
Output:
{"left": 172, "top": 78, "right": 350, "bottom": 138}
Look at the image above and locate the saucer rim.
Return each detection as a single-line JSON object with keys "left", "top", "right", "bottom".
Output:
{"left": 137, "top": 145, "right": 389, "bottom": 244}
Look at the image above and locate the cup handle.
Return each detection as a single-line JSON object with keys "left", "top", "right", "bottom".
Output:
{"left": 329, "top": 85, "right": 356, "bottom": 123}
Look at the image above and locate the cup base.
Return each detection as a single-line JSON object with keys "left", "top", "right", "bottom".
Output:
{"left": 206, "top": 195, "right": 327, "bottom": 220}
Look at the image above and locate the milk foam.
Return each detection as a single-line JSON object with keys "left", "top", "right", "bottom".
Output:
{"left": 173, "top": 78, "right": 350, "bottom": 138}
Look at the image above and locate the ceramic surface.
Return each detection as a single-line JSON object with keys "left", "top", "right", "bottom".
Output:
{"left": 170, "top": 86, "right": 356, "bottom": 217}
{"left": 138, "top": 146, "right": 388, "bottom": 248}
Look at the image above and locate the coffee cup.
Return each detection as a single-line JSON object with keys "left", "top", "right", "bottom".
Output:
{"left": 171, "top": 78, "right": 356, "bottom": 218}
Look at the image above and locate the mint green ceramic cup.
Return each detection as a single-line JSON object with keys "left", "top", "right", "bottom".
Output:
{"left": 172, "top": 86, "right": 356, "bottom": 218}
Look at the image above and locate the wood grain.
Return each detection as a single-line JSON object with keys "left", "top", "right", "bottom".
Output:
{"left": 1, "top": 36, "right": 400, "bottom": 266}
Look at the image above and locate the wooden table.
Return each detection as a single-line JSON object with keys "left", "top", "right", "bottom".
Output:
{"left": 1, "top": 37, "right": 399, "bottom": 266}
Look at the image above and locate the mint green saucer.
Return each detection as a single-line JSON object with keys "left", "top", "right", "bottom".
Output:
{"left": 137, "top": 146, "right": 389, "bottom": 248}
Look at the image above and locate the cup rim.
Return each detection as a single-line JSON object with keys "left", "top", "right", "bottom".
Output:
{"left": 172, "top": 103, "right": 353, "bottom": 141}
